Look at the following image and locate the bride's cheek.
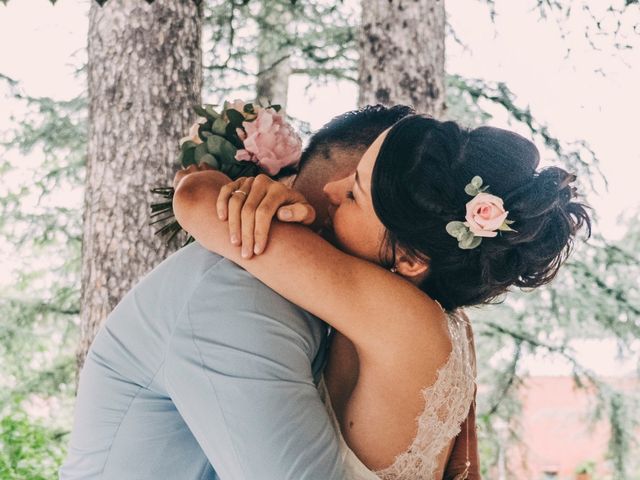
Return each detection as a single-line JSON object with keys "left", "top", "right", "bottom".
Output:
{"left": 331, "top": 216, "right": 349, "bottom": 248}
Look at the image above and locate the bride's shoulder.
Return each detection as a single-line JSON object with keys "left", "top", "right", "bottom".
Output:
{"left": 372, "top": 299, "right": 453, "bottom": 371}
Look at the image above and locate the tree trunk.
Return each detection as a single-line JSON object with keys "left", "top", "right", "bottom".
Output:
{"left": 255, "top": 2, "right": 291, "bottom": 108}
{"left": 256, "top": 42, "right": 291, "bottom": 109}
{"left": 358, "top": 0, "right": 445, "bottom": 116}
{"left": 79, "top": 0, "right": 202, "bottom": 370}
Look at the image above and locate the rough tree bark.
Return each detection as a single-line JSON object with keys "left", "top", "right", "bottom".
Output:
{"left": 358, "top": 0, "right": 445, "bottom": 116}
{"left": 255, "top": 3, "right": 291, "bottom": 108}
{"left": 256, "top": 37, "right": 291, "bottom": 108}
{"left": 79, "top": 0, "right": 202, "bottom": 369}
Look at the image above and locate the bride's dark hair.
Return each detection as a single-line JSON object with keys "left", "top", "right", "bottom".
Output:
{"left": 372, "top": 115, "right": 591, "bottom": 311}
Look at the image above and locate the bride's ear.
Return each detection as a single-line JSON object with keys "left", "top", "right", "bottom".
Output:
{"left": 394, "top": 252, "right": 429, "bottom": 279}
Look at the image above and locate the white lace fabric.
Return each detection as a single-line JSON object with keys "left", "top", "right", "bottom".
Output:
{"left": 320, "top": 312, "right": 476, "bottom": 480}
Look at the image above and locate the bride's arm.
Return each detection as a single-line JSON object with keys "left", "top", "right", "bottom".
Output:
{"left": 173, "top": 170, "right": 441, "bottom": 352}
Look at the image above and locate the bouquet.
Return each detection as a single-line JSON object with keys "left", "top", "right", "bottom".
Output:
{"left": 151, "top": 99, "right": 303, "bottom": 244}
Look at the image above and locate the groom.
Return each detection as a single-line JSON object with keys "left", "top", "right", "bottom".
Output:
{"left": 61, "top": 105, "right": 479, "bottom": 479}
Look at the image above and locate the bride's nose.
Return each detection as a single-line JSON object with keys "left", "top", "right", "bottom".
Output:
{"left": 323, "top": 176, "right": 351, "bottom": 205}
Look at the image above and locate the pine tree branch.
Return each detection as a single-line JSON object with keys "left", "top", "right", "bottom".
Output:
{"left": 485, "top": 340, "right": 523, "bottom": 417}
{"left": 448, "top": 74, "right": 606, "bottom": 193}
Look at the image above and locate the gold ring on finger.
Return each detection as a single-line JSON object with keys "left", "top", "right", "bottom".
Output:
{"left": 232, "top": 189, "right": 249, "bottom": 198}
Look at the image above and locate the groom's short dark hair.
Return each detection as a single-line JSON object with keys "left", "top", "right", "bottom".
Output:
{"left": 298, "top": 104, "right": 415, "bottom": 171}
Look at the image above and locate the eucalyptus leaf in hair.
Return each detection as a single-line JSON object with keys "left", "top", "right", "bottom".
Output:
{"left": 446, "top": 221, "right": 468, "bottom": 239}
{"left": 460, "top": 233, "right": 482, "bottom": 250}
{"left": 464, "top": 176, "right": 490, "bottom": 196}
{"left": 446, "top": 221, "right": 483, "bottom": 250}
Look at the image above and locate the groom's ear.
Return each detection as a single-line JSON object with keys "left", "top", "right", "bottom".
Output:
{"left": 395, "top": 252, "right": 429, "bottom": 279}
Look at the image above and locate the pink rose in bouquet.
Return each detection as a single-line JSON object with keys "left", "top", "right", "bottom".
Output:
{"left": 235, "top": 108, "right": 302, "bottom": 175}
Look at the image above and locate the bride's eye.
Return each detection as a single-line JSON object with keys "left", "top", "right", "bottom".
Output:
{"left": 346, "top": 190, "right": 355, "bottom": 200}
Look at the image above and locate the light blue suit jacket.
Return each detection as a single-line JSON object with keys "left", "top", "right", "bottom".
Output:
{"left": 60, "top": 243, "right": 344, "bottom": 479}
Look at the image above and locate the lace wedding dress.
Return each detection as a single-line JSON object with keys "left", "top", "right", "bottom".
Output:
{"left": 318, "top": 312, "right": 476, "bottom": 480}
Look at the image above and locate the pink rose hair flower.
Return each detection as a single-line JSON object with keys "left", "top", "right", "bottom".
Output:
{"left": 446, "top": 176, "right": 515, "bottom": 249}
{"left": 465, "top": 192, "right": 509, "bottom": 238}
{"left": 235, "top": 108, "right": 302, "bottom": 176}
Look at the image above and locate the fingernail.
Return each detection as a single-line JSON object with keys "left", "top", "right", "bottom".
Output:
{"left": 230, "top": 234, "right": 238, "bottom": 244}
{"left": 254, "top": 244, "right": 263, "bottom": 255}
{"left": 241, "top": 247, "right": 250, "bottom": 258}
{"left": 280, "top": 209, "right": 292, "bottom": 219}
{"left": 217, "top": 209, "right": 224, "bottom": 220}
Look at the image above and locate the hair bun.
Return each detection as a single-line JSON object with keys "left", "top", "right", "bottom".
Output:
{"left": 537, "top": 167, "right": 578, "bottom": 205}
{"left": 505, "top": 167, "right": 580, "bottom": 228}
{"left": 499, "top": 166, "right": 591, "bottom": 289}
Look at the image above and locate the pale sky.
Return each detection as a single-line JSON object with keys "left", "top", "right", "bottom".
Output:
{"left": 0, "top": 0, "right": 638, "bottom": 376}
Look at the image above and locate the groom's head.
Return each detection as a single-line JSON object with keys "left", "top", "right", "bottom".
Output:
{"left": 293, "top": 104, "right": 414, "bottom": 230}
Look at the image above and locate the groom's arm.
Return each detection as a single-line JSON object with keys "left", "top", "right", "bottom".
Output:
{"left": 163, "top": 258, "right": 344, "bottom": 480}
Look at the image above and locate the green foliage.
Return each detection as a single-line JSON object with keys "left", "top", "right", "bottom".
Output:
{"left": 575, "top": 460, "right": 597, "bottom": 475}
{"left": 469, "top": 222, "right": 640, "bottom": 477}
{"left": 1, "top": 0, "right": 204, "bottom": 6}
{"left": 203, "top": 0, "right": 358, "bottom": 100}
{"left": 0, "top": 74, "right": 83, "bottom": 476}
{"left": 476, "top": 0, "right": 639, "bottom": 57}
{"left": 0, "top": 404, "right": 67, "bottom": 480}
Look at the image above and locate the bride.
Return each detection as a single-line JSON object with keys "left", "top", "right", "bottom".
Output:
{"left": 173, "top": 114, "right": 590, "bottom": 479}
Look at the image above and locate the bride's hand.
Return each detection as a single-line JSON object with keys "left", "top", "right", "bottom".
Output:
{"left": 217, "top": 174, "right": 316, "bottom": 258}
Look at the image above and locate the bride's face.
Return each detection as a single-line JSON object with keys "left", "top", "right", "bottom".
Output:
{"left": 322, "top": 129, "right": 390, "bottom": 264}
